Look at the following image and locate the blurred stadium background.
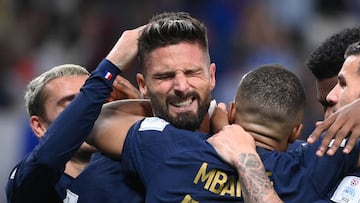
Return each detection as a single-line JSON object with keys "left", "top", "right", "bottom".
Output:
{"left": 1, "top": 0, "right": 360, "bottom": 201}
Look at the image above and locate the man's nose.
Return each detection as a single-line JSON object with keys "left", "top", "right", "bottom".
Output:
{"left": 173, "top": 73, "right": 189, "bottom": 94}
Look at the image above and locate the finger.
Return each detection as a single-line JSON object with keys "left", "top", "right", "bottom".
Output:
{"left": 315, "top": 121, "right": 324, "bottom": 127}
{"left": 121, "top": 87, "right": 141, "bottom": 99}
{"left": 113, "top": 76, "right": 141, "bottom": 99}
{"left": 206, "top": 136, "right": 214, "bottom": 143}
{"left": 308, "top": 115, "right": 336, "bottom": 144}
{"left": 307, "top": 122, "right": 326, "bottom": 144}
{"left": 113, "top": 75, "right": 134, "bottom": 89}
{"left": 335, "top": 120, "right": 355, "bottom": 154}
{"left": 326, "top": 137, "right": 341, "bottom": 156}
{"left": 217, "top": 102, "right": 227, "bottom": 111}
{"left": 119, "top": 80, "right": 139, "bottom": 95}
{"left": 112, "top": 76, "right": 124, "bottom": 89}
{"left": 345, "top": 126, "right": 360, "bottom": 153}
{"left": 117, "top": 75, "right": 134, "bottom": 87}
{"left": 315, "top": 125, "right": 335, "bottom": 157}
{"left": 343, "top": 133, "right": 355, "bottom": 154}
{"left": 108, "top": 91, "right": 125, "bottom": 101}
{"left": 324, "top": 117, "right": 348, "bottom": 156}
{"left": 316, "top": 148, "right": 327, "bottom": 157}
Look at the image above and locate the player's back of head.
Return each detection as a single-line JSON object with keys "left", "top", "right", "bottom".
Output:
{"left": 234, "top": 64, "right": 306, "bottom": 150}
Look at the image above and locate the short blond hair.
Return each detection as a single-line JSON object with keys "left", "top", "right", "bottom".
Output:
{"left": 24, "top": 64, "right": 89, "bottom": 117}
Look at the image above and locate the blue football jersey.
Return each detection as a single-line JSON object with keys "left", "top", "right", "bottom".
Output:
{"left": 66, "top": 152, "right": 145, "bottom": 203}
{"left": 122, "top": 117, "right": 238, "bottom": 202}
{"left": 326, "top": 168, "right": 360, "bottom": 203}
{"left": 122, "top": 117, "right": 360, "bottom": 202}
{"left": 258, "top": 140, "right": 359, "bottom": 202}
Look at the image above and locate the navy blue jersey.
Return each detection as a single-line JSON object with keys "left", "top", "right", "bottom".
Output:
{"left": 122, "top": 117, "right": 360, "bottom": 203}
{"left": 323, "top": 168, "right": 360, "bottom": 203}
{"left": 287, "top": 139, "right": 305, "bottom": 151}
{"left": 122, "top": 117, "right": 235, "bottom": 202}
{"left": 6, "top": 59, "right": 120, "bottom": 203}
{"left": 66, "top": 152, "right": 145, "bottom": 203}
{"left": 258, "top": 140, "right": 359, "bottom": 202}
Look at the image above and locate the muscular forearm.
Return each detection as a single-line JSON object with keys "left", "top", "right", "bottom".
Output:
{"left": 206, "top": 125, "right": 280, "bottom": 202}
{"left": 87, "top": 99, "right": 151, "bottom": 158}
{"left": 236, "top": 153, "right": 283, "bottom": 203}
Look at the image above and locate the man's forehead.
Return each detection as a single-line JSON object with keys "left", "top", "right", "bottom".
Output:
{"left": 342, "top": 55, "right": 360, "bottom": 72}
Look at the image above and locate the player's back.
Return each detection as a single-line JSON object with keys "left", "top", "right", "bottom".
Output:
{"left": 66, "top": 152, "right": 145, "bottom": 203}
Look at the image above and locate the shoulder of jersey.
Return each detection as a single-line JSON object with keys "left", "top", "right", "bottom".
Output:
{"left": 139, "top": 117, "right": 169, "bottom": 132}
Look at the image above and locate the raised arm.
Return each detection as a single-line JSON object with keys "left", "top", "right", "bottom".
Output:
{"left": 207, "top": 124, "right": 283, "bottom": 203}
{"left": 85, "top": 25, "right": 155, "bottom": 157}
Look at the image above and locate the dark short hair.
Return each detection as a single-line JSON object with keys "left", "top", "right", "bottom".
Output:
{"left": 138, "top": 12, "right": 209, "bottom": 73}
{"left": 306, "top": 27, "right": 360, "bottom": 79}
{"left": 236, "top": 64, "right": 306, "bottom": 127}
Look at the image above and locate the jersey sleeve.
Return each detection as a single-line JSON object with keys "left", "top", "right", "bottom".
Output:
{"left": 121, "top": 117, "right": 171, "bottom": 185}
{"left": 6, "top": 59, "right": 121, "bottom": 203}
{"left": 258, "top": 138, "right": 360, "bottom": 202}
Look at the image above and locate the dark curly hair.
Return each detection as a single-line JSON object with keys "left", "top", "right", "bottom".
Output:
{"left": 345, "top": 41, "right": 360, "bottom": 58}
{"left": 306, "top": 27, "right": 360, "bottom": 79}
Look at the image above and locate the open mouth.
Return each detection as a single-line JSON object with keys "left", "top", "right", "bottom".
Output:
{"left": 169, "top": 97, "right": 196, "bottom": 112}
{"left": 172, "top": 98, "right": 193, "bottom": 107}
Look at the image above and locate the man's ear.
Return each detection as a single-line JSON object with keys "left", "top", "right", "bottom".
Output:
{"left": 209, "top": 63, "right": 216, "bottom": 91}
{"left": 289, "top": 123, "right": 303, "bottom": 143}
{"left": 136, "top": 73, "right": 147, "bottom": 97}
{"left": 29, "top": 116, "right": 47, "bottom": 139}
{"left": 228, "top": 101, "right": 236, "bottom": 124}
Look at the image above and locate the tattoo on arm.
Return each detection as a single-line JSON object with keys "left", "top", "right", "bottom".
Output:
{"left": 236, "top": 153, "right": 283, "bottom": 203}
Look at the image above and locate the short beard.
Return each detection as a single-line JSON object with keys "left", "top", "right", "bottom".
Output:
{"left": 148, "top": 90, "right": 211, "bottom": 131}
{"left": 165, "top": 110, "right": 205, "bottom": 131}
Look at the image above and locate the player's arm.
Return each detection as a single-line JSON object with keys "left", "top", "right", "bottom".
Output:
{"left": 236, "top": 153, "right": 283, "bottom": 203}
{"left": 6, "top": 56, "right": 123, "bottom": 203}
{"left": 87, "top": 99, "right": 153, "bottom": 158}
{"left": 86, "top": 25, "right": 152, "bottom": 158}
{"left": 207, "top": 124, "right": 283, "bottom": 203}
{"left": 6, "top": 25, "right": 145, "bottom": 202}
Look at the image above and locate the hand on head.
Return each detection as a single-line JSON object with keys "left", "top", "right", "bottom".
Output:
{"left": 207, "top": 124, "right": 256, "bottom": 167}
{"left": 210, "top": 102, "right": 230, "bottom": 133}
{"left": 106, "top": 25, "right": 146, "bottom": 70}
{"left": 107, "top": 75, "right": 142, "bottom": 102}
{"left": 308, "top": 98, "right": 360, "bottom": 156}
